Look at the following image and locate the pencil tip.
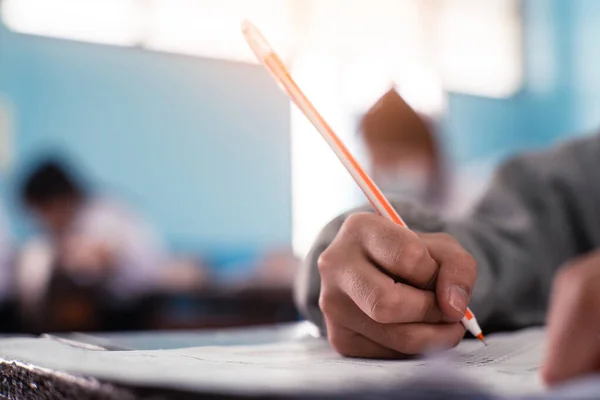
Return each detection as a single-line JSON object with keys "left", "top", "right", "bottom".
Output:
{"left": 476, "top": 333, "right": 487, "bottom": 345}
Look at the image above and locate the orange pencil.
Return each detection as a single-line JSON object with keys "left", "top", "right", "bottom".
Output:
{"left": 241, "top": 20, "right": 485, "bottom": 345}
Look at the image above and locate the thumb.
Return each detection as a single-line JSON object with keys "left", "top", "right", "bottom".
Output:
{"left": 421, "top": 234, "right": 477, "bottom": 321}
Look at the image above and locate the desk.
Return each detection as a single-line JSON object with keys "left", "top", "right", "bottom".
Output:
{"left": 2, "top": 323, "right": 600, "bottom": 400}
{"left": 0, "top": 362, "right": 286, "bottom": 399}
{"left": 0, "top": 323, "right": 316, "bottom": 400}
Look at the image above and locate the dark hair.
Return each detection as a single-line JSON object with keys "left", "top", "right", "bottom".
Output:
{"left": 21, "top": 159, "right": 86, "bottom": 207}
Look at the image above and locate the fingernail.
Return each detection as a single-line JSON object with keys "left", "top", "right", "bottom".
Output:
{"left": 449, "top": 285, "right": 468, "bottom": 314}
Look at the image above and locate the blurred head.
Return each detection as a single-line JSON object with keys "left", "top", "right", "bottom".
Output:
{"left": 20, "top": 159, "right": 86, "bottom": 234}
{"left": 360, "top": 88, "right": 444, "bottom": 204}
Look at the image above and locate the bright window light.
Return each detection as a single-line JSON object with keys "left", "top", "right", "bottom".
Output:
{"left": 2, "top": 0, "right": 145, "bottom": 46}
{"left": 146, "top": 0, "right": 295, "bottom": 63}
{"left": 433, "top": 0, "right": 523, "bottom": 98}
{"left": 0, "top": 96, "right": 13, "bottom": 174}
{"left": 290, "top": 53, "right": 360, "bottom": 257}
{"left": 308, "top": 0, "right": 424, "bottom": 59}
{"left": 1, "top": 0, "right": 521, "bottom": 97}
{"left": 340, "top": 60, "right": 446, "bottom": 118}
{"left": 394, "top": 64, "right": 446, "bottom": 117}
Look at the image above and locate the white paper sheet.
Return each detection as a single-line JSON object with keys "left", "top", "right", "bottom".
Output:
{"left": 0, "top": 327, "right": 545, "bottom": 396}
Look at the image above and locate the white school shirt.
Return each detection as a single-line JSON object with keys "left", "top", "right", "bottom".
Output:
{"left": 19, "top": 198, "right": 168, "bottom": 306}
{"left": 63, "top": 197, "right": 168, "bottom": 300}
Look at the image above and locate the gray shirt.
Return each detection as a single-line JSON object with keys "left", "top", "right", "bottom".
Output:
{"left": 294, "top": 133, "right": 600, "bottom": 333}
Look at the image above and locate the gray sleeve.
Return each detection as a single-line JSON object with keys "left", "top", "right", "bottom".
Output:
{"left": 293, "top": 134, "right": 600, "bottom": 333}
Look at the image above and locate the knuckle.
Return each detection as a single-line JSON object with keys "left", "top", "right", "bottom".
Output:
{"left": 366, "top": 286, "right": 396, "bottom": 323}
{"left": 318, "top": 290, "right": 335, "bottom": 317}
{"left": 450, "top": 251, "right": 478, "bottom": 287}
{"left": 317, "top": 248, "right": 339, "bottom": 276}
{"left": 399, "top": 238, "right": 427, "bottom": 275}
{"left": 366, "top": 286, "right": 385, "bottom": 321}
{"left": 430, "top": 232, "right": 457, "bottom": 246}
{"left": 335, "top": 213, "right": 373, "bottom": 249}
{"left": 342, "top": 213, "right": 371, "bottom": 234}
{"left": 454, "top": 251, "right": 477, "bottom": 272}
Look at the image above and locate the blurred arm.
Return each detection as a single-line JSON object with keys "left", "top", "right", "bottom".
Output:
{"left": 106, "top": 211, "right": 167, "bottom": 299}
{"left": 73, "top": 200, "right": 168, "bottom": 300}
{"left": 294, "top": 134, "right": 600, "bottom": 332}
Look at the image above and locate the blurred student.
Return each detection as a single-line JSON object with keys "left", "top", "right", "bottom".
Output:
{"left": 295, "top": 134, "right": 600, "bottom": 386}
{"left": 18, "top": 159, "right": 167, "bottom": 330}
{"left": 230, "top": 247, "right": 301, "bottom": 291}
{"left": 360, "top": 88, "right": 446, "bottom": 210}
{"left": 0, "top": 202, "right": 16, "bottom": 331}
{"left": 0, "top": 203, "right": 11, "bottom": 301}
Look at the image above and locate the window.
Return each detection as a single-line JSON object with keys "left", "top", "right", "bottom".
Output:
{"left": 146, "top": 0, "right": 295, "bottom": 63}
{"left": 2, "top": 0, "right": 297, "bottom": 62}
{"left": 2, "top": 0, "right": 521, "bottom": 96}
{"left": 3, "top": 0, "right": 145, "bottom": 46}
{"left": 433, "top": 0, "right": 523, "bottom": 98}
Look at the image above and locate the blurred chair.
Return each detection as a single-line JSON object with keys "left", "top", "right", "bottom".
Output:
{"left": 145, "top": 248, "right": 300, "bottom": 331}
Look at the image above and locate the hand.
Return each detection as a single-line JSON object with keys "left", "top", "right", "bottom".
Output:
{"left": 542, "top": 251, "right": 600, "bottom": 385}
{"left": 318, "top": 213, "right": 477, "bottom": 358}
{"left": 60, "top": 236, "right": 113, "bottom": 275}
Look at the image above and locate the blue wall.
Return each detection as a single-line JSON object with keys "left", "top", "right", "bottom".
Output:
{"left": 443, "top": 0, "right": 600, "bottom": 167}
{"left": 0, "top": 24, "right": 292, "bottom": 260}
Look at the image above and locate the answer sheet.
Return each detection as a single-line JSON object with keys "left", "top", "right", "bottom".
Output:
{"left": 0, "top": 326, "right": 545, "bottom": 396}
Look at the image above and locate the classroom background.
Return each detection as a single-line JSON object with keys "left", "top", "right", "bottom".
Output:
{"left": 0, "top": 0, "right": 599, "bottom": 333}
